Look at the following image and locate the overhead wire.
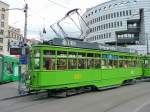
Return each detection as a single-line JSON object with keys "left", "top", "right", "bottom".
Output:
{"left": 47, "top": 0, "right": 70, "bottom": 10}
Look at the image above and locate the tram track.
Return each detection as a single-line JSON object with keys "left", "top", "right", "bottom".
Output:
{"left": 0, "top": 78, "right": 149, "bottom": 102}
{"left": 1, "top": 81, "right": 150, "bottom": 112}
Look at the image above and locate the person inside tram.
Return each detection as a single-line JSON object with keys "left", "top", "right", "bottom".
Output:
{"left": 57, "top": 59, "right": 67, "bottom": 70}
{"left": 123, "top": 62, "right": 128, "bottom": 68}
{"left": 95, "top": 60, "right": 101, "bottom": 69}
{"left": 45, "top": 58, "right": 52, "bottom": 70}
{"left": 108, "top": 60, "right": 113, "bottom": 69}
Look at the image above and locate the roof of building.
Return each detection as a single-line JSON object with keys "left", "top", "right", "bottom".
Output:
{"left": 0, "top": 0, "right": 9, "bottom": 6}
{"left": 83, "top": 0, "right": 139, "bottom": 16}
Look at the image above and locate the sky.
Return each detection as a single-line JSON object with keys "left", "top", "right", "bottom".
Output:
{"left": 2, "top": 0, "right": 108, "bottom": 40}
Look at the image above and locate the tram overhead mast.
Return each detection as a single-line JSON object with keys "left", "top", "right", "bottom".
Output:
{"left": 50, "top": 8, "right": 90, "bottom": 39}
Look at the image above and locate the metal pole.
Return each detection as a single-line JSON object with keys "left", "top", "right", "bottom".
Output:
{"left": 24, "top": 4, "right": 28, "bottom": 43}
{"left": 18, "top": 3, "right": 28, "bottom": 95}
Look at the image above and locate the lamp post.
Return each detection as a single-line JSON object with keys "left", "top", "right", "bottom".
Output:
{"left": 2, "top": 3, "right": 28, "bottom": 94}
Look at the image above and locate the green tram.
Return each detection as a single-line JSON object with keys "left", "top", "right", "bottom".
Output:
{"left": 0, "top": 54, "right": 19, "bottom": 83}
{"left": 27, "top": 43, "right": 146, "bottom": 93}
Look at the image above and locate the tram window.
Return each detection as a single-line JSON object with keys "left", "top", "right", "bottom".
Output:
{"left": 57, "top": 59, "right": 67, "bottom": 70}
{"left": 95, "top": 59, "right": 101, "bottom": 69}
{"left": 87, "top": 53, "right": 93, "bottom": 58}
{"left": 95, "top": 54, "right": 101, "bottom": 58}
{"left": 137, "top": 60, "right": 141, "bottom": 67}
{"left": 119, "top": 56, "right": 124, "bottom": 60}
{"left": 34, "top": 50, "right": 40, "bottom": 58}
{"left": 78, "top": 53, "right": 86, "bottom": 58}
{"left": 68, "top": 52, "right": 77, "bottom": 58}
{"left": 57, "top": 51, "right": 67, "bottom": 58}
{"left": 108, "top": 60, "right": 113, "bottom": 69}
{"left": 5, "top": 63, "right": 13, "bottom": 74}
{"left": 101, "top": 60, "right": 107, "bottom": 69}
{"left": 68, "top": 59, "right": 77, "bottom": 69}
{"left": 102, "top": 54, "right": 107, "bottom": 59}
{"left": 119, "top": 61, "right": 124, "bottom": 67}
{"left": 130, "top": 61, "right": 136, "bottom": 67}
{"left": 43, "top": 58, "right": 56, "bottom": 70}
{"left": 78, "top": 59, "right": 86, "bottom": 69}
{"left": 144, "top": 60, "right": 148, "bottom": 68}
{"left": 114, "top": 56, "right": 118, "bottom": 60}
{"left": 43, "top": 50, "right": 55, "bottom": 55}
{"left": 34, "top": 58, "right": 40, "bottom": 69}
{"left": 114, "top": 60, "right": 118, "bottom": 68}
{"left": 123, "top": 61, "right": 129, "bottom": 68}
{"left": 87, "top": 59, "right": 94, "bottom": 69}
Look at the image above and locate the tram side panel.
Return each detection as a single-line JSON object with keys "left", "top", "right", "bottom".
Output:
{"left": 30, "top": 69, "right": 101, "bottom": 90}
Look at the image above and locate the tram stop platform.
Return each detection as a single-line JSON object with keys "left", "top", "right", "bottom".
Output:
{"left": 0, "top": 82, "right": 18, "bottom": 100}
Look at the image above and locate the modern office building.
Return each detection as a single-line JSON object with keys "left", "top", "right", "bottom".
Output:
{"left": 81, "top": 0, "right": 150, "bottom": 54}
{"left": 0, "top": 1, "right": 9, "bottom": 54}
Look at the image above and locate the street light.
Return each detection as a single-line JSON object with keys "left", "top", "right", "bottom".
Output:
{"left": 2, "top": 3, "right": 28, "bottom": 94}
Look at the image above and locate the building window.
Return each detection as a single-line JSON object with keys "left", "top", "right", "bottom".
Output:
{"left": 120, "top": 11, "right": 122, "bottom": 17}
{"left": 99, "top": 17, "right": 101, "bottom": 21}
{"left": 126, "top": 10, "right": 129, "bottom": 16}
{"left": 120, "top": 21, "right": 123, "bottom": 26}
{"left": 0, "top": 30, "right": 4, "bottom": 35}
{"left": 109, "top": 33, "right": 111, "bottom": 38}
{"left": 1, "top": 14, "right": 5, "bottom": 20}
{"left": 101, "top": 16, "right": 103, "bottom": 21}
{"left": 103, "top": 15, "right": 105, "bottom": 20}
{"left": 114, "top": 22, "right": 117, "bottom": 27}
{"left": 106, "top": 15, "right": 108, "bottom": 20}
{"left": 0, "top": 38, "right": 3, "bottom": 43}
{"left": 109, "top": 23, "right": 111, "bottom": 28}
{"left": 117, "top": 12, "right": 119, "bottom": 17}
{"left": 123, "top": 11, "right": 126, "bottom": 16}
{"left": 99, "top": 8, "right": 101, "bottom": 12}
{"left": 111, "top": 22, "right": 114, "bottom": 28}
{"left": 129, "top": 10, "right": 132, "bottom": 15}
{"left": 0, "top": 46, "right": 3, "bottom": 51}
{"left": 109, "top": 5, "right": 112, "bottom": 8}
{"left": 114, "top": 13, "right": 116, "bottom": 18}
{"left": 117, "top": 22, "right": 120, "bottom": 27}
{"left": 1, "top": 22, "right": 4, "bottom": 27}
{"left": 108, "top": 14, "right": 110, "bottom": 19}
{"left": 111, "top": 13, "right": 113, "bottom": 18}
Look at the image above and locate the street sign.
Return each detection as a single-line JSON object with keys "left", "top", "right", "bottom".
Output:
{"left": 19, "top": 55, "right": 28, "bottom": 64}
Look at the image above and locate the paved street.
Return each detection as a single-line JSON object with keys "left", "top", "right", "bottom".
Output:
{"left": 0, "top": 81, "right": 150, "bottom": 112}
